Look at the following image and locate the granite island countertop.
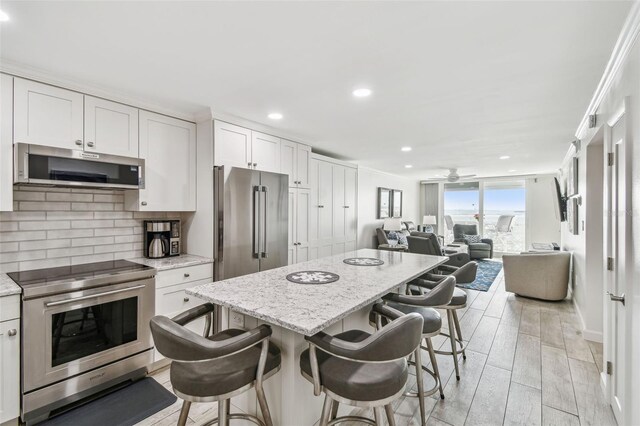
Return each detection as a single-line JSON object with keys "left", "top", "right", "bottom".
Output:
{"left": 129, "top": 254, "right": 213, "bottom": 271}
{"left": 0, "top": 273, "right": 21, "bottom": 297}
{"left": 187, "top": 249, "right": 447, "bottom": 336}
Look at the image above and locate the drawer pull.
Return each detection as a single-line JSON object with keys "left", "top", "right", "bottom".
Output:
{"left": 8, "top": 329, "right": 17, "bottom": 337}
{"left": 184, "top": 273, "right": 190, "bottom": 278}
{"left": 183, "top": 297, "right": 190, "bottom": 302}
{"left": 141, "top": 201, "right": 147, "bottom": 206}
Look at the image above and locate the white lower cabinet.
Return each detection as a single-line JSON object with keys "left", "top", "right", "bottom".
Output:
{"left": 0, "top": 295, "right": 20, "bottom": 425}
{"left": 153, "top": 264, "right": 213, "bottom": 363}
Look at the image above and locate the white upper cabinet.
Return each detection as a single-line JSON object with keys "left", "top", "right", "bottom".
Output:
{"left": 14, "top": 78, "right": 84, "bottom": 150}
{"left": 128, "top": 111, "right": 196, "bottom": 211}
{"left": 84, "top": 96, "right": 138, "bottom": 157}
{"left": 344, "top": 167, "right": 357, "bottom": 241}
{"left": 0, "top": 74, "right": 13, "bottom": 212}
{"left": 332, "top": 165, "right": 346, "bottom": 240}
{"left": 280, "top": 139, "right": 296, "bottom": 186}
{"left": 281, "top": 139, "right": 311, "bottom": 188}
{"left": 296, "top": 144, "right": 311, "bottom": 188}
{"left": 214, "top": 121, "right": 251, "bottom": 168}
{"left": 251, "top": 131, "right": 280, "bottom": 173}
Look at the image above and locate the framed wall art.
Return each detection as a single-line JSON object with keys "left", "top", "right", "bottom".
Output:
{"left": 391, "top": 189, "right": 403, "bottom": 218}
{"left": 377, "top": 187, "right": 391, "bottom": 219}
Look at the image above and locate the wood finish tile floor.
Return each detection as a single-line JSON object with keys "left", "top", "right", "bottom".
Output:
{"left": 141, "top": 268, "right": 613, "bottom": 426}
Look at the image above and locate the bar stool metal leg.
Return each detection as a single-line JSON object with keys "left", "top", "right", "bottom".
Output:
{"left": 177, "top": 401, "right": 191, "bottom": 426}
{"left": 330, "top": 401, "right": 339, "bottom": 420}
{"left": 425, "top": 337, "right": 445, "bottom": 399}
{"left": 256, "top": 383, "right": 273, "bottom": 426}
{"left": 452, "top": 310, "right": 467, "bottom": 360}
{"left": 218, "top": 399, "right": 229, "bottom": 426}
{"left": 373, "top": 407, "right": 385, "bottom": 426}
{"left": 385, "top": 404, "right": 396, "bottom": 426}
{"left": 320, "top": 395, "right": 333, "bottom": 426}
{"left": 447, "top": 310, "right": 461, "bottom": 380}
{"left": 414, "top": 348, "right": 426, "bottom": 425}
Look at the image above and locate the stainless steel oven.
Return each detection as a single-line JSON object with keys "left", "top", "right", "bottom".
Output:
{"left": 9, "top": 260, "right": 156, "bottom": 425}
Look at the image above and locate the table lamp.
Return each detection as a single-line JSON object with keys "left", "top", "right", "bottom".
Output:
{"left": 383, "top": 217, "right": 403, "bottom": 232}
{"left": 422, "top": 215, "right": 437, "bottom": 233}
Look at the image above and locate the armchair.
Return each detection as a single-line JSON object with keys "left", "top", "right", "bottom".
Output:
{"left": 503, "top": 252, "right": 571, "bottom": 301}
{"left": 453, "top": 224, "right": 493, "bottom": 259}
{"left": 406, "top": 232, "right": 478, "bottom": 283}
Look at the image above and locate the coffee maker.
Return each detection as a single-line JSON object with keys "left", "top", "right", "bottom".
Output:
{"left": 144, "top": 220, "right": 181, "bottom": 258}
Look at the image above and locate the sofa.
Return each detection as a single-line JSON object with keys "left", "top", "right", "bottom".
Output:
{"left": 453, "top": 224, "right": 493, "bottom": 259}
{"left": 375, "top": 226, "right": 409, "bottom": 251}
{"left": 502, "top": 252, "right": 571, "bottom": 301}
{"left": 406, "top": 232, "right": 476, "bottom": 283}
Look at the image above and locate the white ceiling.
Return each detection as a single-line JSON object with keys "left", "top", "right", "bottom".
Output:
{"left": 0, "top": 1, "right": 631, "bottom": 179}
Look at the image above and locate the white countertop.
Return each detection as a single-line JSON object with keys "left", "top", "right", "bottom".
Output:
{"left": 129, "top": 254, "right": 213, "bottom": 271}
{"left": 187, "top": 249, "right": 447, "bottom": 336}
{"left": 0, "top": 273, "right": 21, "bottom": 297}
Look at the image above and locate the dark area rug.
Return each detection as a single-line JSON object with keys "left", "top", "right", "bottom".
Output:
{"left": 457, "top": 259, "right": 503, "bottom": 292}
{"left": 40, "top": 377, "right": 176, "bottom": 426}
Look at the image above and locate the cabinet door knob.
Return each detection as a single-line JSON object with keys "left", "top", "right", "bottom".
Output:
{"left": 253, "top": 163, "right": 258, "bottom": 168}
{"left": 184, "top": 273, "right": 190, "bottom": 277}
{"left": 183, "top": 297, "right": 190, "bottom": 302}
{"left": 87, "top": 141, "right": 95, "bottom": 147}
{"left": 8, "top": 329, "right": 17, "bottom": 337}
{"left": 248, "top": 162, "right": 252, "bottom": 168}
{"left": 318, "top": 205, "right": 324, "bottom": 208}
{"left": 141, "top": 201, "right": 147, "bottom": 206}
{"left": 75, "top": 140, "right": 83, "bottom": 146}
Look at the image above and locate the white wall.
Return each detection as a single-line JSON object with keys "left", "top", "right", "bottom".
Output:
{"left": 560, "top": 143, "right": 604, "bottom": 341}
{"left": 357, "top": 167, "right": 421, "bottom": 249}
{"left": 525, "top": 175, "right": 562, "bottom": 247}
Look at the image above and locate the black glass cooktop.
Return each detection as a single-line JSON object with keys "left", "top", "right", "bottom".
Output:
{"left": 8, "top": 260, "right": 154, "bottom": 288}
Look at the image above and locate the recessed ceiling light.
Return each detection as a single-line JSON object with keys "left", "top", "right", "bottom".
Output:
{"left": 401, "top": 147, "right": 412, "bottom": 152}
{"left": 0, "top": 10, "right": 9, "bottom": 22}
{"left": 499, "top": 155, "right": 510, "bottom": 160}
{"left": 352, "top": 88, "right": 372, "bottom": 98}
{"left": 267, "top": 112, "right": 283, "bottom": 120}
{"left": 405, "top": 165, "right": 413, "bottom": 169}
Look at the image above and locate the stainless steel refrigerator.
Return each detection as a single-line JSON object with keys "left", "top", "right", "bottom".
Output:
{"left": 214, "top": 166, "right": 288, "bottom": 281}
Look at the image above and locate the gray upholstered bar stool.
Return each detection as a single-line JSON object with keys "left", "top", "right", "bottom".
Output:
{"left": 409, "top": 267, "right": 471, "bottom": 381}
{"left": 150, "top": 304, "right": 281, "bottom": 426}
{"left": 299, "top": 305, "right": 423, "bottom": 426}
{"left": 375, "top": 275, "right": 456, "bottom": 425}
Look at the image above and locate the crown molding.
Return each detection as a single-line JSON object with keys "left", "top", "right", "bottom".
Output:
{"left": 0, "top": 60, "right": 200, "bottom": 122}
{"left": 575, "top": 2, "right": 640, "bottom": 139}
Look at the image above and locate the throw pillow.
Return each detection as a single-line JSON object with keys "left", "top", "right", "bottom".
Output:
{"left": 398, "top": 234, "right": 408, "bottom": 245}
{"left": 387, "top": 231, "right": 399, "bottom": 241}
{"left": 464, "top": 234, "right": 482, "bottom": 244}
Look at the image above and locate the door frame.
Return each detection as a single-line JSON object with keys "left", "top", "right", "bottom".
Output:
{"left": 602, "top": 96, "right": 633, "bottom": 425}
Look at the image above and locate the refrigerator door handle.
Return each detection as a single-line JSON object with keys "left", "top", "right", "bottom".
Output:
{"left": 261, "top": 185, "right": 268, "bottom": 258}
{"left": 253, "top": 185, "right": 261, "bottom": 258}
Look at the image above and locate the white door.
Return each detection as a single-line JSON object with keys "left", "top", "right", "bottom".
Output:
{"left": 296, "top": 144, "right": 311, "bottom": 188}
{"left": 14, "top": 78, "right": 83, "bottom": 150}
{"left": 84, "top": 96, "right": 138, "bottom": 157}
{"left": 0, "top": 319, "right": 20, "bottom": 423}
{"left": 138, "top": 111, "right": 196, "bottom": 211}
{"left": 280, "top": 139, "right": 297, "bottom": 187}
{"left": 214, "top": 121, "right": 251, "bottom": 169}
{"left": 606, "top": 108, "right": 630, "bottom": 425}
{"left": 296, "top": 188, "right": 311, "bottom": 263}
{"left": 288, "top": 189, "right": 296, "bottom": 265}
{"left": 317, "top": 161, "right": 333, "bottom": 241}
{"left": 332, "top": 165, "right": 346, "bottom": 241}
{"left": 251, "top": 131, "right": 280, "bottom": 173}
{"left": 344, "top": 167, "right": 357, "bottom": 242}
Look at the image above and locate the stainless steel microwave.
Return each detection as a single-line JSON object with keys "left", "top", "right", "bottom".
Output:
{"left": 14, "top": 143, "right": 144, "bottom": 189}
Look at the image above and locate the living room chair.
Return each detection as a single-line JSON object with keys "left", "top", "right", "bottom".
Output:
{"left": 503, "top": 252, "right": 571, "bottom": 301}
{"left": 453, "top": 224, "right": 493, "bottom": 259}
{"left": 407, "top": 232, "right": 477, "bottom": 283}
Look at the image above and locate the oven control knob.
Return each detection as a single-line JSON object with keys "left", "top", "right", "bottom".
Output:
{"left": 7, "top": 329, "right": 17, "bottom": 337}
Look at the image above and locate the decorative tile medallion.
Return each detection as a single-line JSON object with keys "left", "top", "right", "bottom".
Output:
{"left": 343, "top": 257, "right": 385, "bottom": 266}
{"left": 286, "top": 271, "right": 340, "bottom": 285}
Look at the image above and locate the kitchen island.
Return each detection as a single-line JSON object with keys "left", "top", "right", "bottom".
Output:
{"left": 187, "top": 248, "right": 448, "bottom": 425}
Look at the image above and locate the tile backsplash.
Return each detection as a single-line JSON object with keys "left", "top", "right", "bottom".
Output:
{"left": 0, "top": 186, "right": 183, "bottom": 273}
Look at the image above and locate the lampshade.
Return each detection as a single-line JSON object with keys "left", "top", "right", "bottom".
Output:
{"left": 422, "top": 215, "right": 437, "bottom": 225}
{"left": 383, "top": 217, "right": 403, "bottom": 231}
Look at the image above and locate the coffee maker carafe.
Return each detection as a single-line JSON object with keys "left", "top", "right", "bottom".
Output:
{"left": 144, "top": 220, "right": 180, "bottom": 258}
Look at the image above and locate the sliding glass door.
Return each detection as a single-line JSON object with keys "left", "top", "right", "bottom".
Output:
{"left": 442, "top": 180, "right": 526, "bottom": 253}
{"left": 482, "top": 180, "right": 525, "bottom": 254}
{"left": 443, "top": 182, "right": 480, "bottom": 243}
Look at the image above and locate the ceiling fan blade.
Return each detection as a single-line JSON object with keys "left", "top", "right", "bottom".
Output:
{"left": 458, "top": 174, "right": 477, "bottom": 179}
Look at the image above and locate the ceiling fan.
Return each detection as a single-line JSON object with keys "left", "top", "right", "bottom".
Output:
{"left": 423, "top": 168, "right": 477, "bottom": 183}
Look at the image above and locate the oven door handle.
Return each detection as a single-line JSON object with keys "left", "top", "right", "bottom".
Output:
{"left": 45, "top": 284, "right": 146, "bottom": 307}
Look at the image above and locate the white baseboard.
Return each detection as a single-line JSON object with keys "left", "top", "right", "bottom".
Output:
{"left": 573, "top": 299, "right": 604, "bottom": 343}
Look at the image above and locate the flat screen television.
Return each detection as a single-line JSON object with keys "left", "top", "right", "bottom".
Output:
{"left": 553, "top": 177, "right": 567, "bottom": 222}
